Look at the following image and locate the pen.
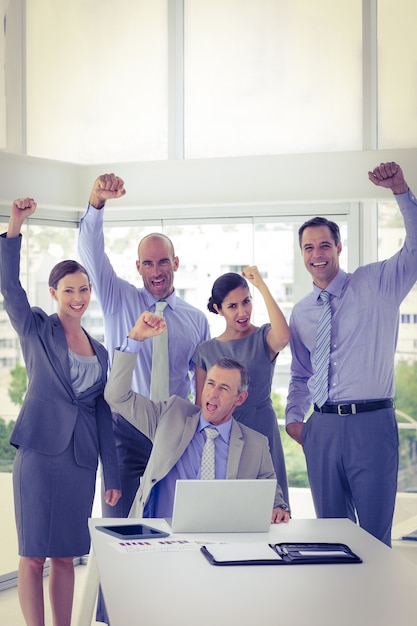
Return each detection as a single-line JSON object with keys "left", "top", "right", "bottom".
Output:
{"left": 271, "top": 544, "right": 288, "bottom": 557}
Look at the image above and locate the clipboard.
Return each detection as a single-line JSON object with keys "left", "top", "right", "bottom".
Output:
{"left": 200, "top": 542, "right": 362, "bottom": 566}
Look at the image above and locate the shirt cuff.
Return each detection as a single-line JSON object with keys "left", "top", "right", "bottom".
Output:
{"left": 79, "top": 203, "right": 105, "bottom": 225}
{"left": 119, "top": 337, "right": 143, "bottom": 353}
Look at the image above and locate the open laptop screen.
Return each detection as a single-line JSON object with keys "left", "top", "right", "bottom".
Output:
{"left": 169, "top": 478, "right": 277, "bottom": 533}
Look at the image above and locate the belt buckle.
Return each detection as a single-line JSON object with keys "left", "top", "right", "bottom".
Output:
{"left": 337, "top": 403, "right": 356, "bottom": 415}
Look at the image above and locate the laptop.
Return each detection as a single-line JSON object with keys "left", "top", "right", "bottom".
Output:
{"left": 168, "top": 478, "right": 277, "bottom": 533}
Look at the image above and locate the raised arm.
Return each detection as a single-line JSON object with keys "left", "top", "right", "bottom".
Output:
{"left": 104, "top": 314, "right": 166, "bottom": 440}
{"left": 1, "top": 199, "right": 38, "bottom": 337}
{"left": 242, "top": 265, "right": 290, "bottom": 359}
{"left": 7, "top": 198, "right": 37, "bottom": 238}
{"left": 78, "top": 173, "right": 127, "bottom": 316}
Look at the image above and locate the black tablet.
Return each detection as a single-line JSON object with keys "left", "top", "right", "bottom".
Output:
{"left": 96, "top": 523, "right": 170, "bottom": 540}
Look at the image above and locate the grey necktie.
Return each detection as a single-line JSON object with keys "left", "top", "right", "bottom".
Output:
{"left": 150, "top": 300, "right": 169, "bottom": 401}
{"left": 313, "top": 290, "right": 332, "bottom": 408}
{"left": 200, "top": 427, "right": 220, "bottom": 480}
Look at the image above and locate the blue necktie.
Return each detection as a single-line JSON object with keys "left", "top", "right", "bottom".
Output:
{"left": 314, "top": 290, "right": 332, "bottom": 408}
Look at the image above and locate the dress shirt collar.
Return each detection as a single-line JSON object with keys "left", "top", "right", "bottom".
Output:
{"left": 313, "top": 269, "right": 346, "bottom": 301}
{"left": 142, "top": 288, "right": 177, "bottom": 312}
{"left": 197, "top": 413, "right": 232, "bottom": 444}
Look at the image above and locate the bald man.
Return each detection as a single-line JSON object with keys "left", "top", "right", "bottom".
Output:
{"left": 78, "top": 174, "right": 210, "bottom": 518}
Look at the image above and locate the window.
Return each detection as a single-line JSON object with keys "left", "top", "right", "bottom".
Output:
{"left": 4, "top": 1, "right": 417, "bottom": 163}
{"left": 0, "top": 0, "right": 7, "bottom": 150}
{"left": 184, "top": 0, "right": 362, "bottom": 158}
{"left": 20, "top": 0, "right": 364, "bottom": 163}
{"left": 378, "top": 0, "right": 417, "bottom": 148}
{"left": 378, "top": 200, "right": 417, "bottom": 493}
{"left": 25, "top": 0, "right": 168, "bottom": 163}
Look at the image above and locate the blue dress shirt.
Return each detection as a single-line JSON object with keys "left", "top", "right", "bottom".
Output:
{"left": 286, "top": 190, "right": 417, "bottom": 424}
{"left": 145, "top": 413, "right": 232, "bottom": 518}
{"left": 78, "top": 205, "right": 210, "bottom": 397}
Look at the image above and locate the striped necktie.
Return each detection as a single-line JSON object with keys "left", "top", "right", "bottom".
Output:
{"left": 150, "top": 300, "right": 169, "bottom": 400}
{"left": 313, "top": 290, "right": 332, "bottom": 408}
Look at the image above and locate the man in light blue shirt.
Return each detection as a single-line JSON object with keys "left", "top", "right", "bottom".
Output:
{"left": 285, "top": 162, "right": 417, "bottom": 546}
{"left": 78, "top": 174, "right": 210, "bottom": 518}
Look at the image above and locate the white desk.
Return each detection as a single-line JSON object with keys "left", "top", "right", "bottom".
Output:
{"left": 89, "top": 517, "right": 417, "bottom": 626}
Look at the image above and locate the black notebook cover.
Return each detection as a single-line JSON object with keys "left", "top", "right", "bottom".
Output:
{"left": 201, "top": 542, "right": 362, "bottom": 566}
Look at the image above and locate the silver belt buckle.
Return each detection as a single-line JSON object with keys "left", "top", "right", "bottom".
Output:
{"left": 337, "top": 403, "right": 357, "bottom": 415}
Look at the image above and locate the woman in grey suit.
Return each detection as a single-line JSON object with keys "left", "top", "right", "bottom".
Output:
{"left": 0, "top": 198, "right": 121, "bottom": 626}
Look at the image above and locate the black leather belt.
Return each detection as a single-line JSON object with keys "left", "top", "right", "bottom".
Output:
{"left": 314, "top": 399, "right": 394, "bottom": 416}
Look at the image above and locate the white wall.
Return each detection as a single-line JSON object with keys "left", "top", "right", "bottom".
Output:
{"left": 1, "top": 148, "right": 417, "bottom": 223}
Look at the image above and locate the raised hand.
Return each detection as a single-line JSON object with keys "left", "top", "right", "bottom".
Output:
{"left": 89, "top": 173, "right": 126, "bottom": 209}
{"left": 242, "top": 265, "right": 265, "bottom": 289}
{"left": 368, "top": 162, "right": 408, "bottom": 195}
{"left": 7, "top": 198, "right": 37, "bottom": 238}
{"left": 128, "top": 311, "right": 167, "bottom": 342}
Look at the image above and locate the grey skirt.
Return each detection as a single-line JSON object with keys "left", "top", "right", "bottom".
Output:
{"left": 13, "top": 438, "right": 96, "bottom": 558}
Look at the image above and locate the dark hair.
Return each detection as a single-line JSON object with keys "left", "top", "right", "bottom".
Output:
{"left": 213, "top": 357, "right": 249, "bottom": 393}
{"left": 207, "top": 272, "right": 249, "bottom": 314}
{"left": 298, "top": 217, "right": 341, "bottom": 248}
{"left": 48, "top": 260, "right": 90, "bottom": 289}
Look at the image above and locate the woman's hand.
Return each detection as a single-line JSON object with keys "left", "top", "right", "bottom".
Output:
{"left": 7, "top": 198, "right": 37, "bottom": 238}
{"left": 242, "top": 265, "right": 264, "bottom": 289}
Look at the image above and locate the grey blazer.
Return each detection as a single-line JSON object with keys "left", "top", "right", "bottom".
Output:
{"left": 0, "top": 233, "right": 120, "bottom": 491}
{"left": 104, "top": 349, "right": 286, "bottom": 516}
